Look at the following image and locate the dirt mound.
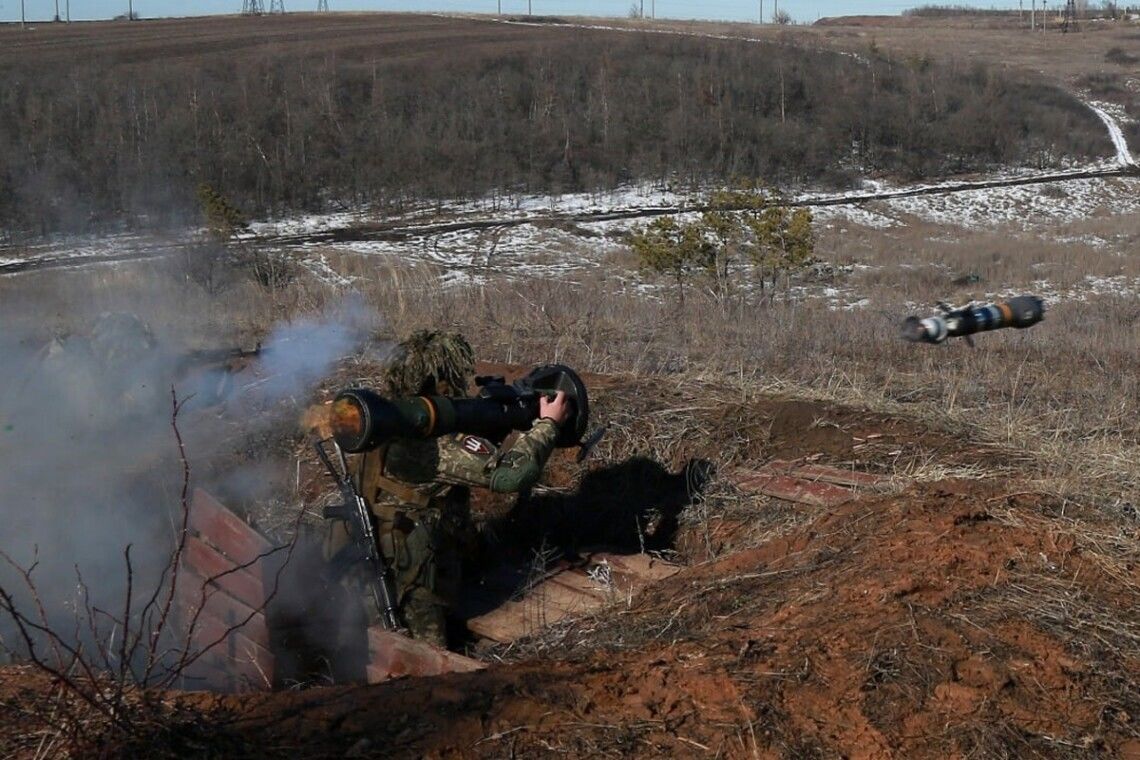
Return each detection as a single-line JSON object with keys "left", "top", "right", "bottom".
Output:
{"left": 3, "top": 374, "right": 1139, "bottom": 758}
{"left": 140, "top": 478, "right": 1135, "bottom": 759}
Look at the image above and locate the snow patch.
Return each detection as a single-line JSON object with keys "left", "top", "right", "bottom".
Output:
{"left": 1086, "top": 100, "right": 1138, "bottom": 167}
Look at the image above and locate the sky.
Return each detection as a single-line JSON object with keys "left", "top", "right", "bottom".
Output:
{"left": 1, "top": 0, "right": 1029, "bottom": 26}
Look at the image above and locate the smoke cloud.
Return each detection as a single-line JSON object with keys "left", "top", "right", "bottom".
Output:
{"left": 0, "top": 292, "right": 378, "bottom": 674}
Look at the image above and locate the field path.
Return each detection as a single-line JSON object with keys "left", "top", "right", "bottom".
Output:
{"left": 1088, "top": 102, "right": 1138, "bottom": 167}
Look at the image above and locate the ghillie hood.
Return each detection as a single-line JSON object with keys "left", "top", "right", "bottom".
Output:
{"left": 383, "top": 330, "right": 474, "bottom": 397}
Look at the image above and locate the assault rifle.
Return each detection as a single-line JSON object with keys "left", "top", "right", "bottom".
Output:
{"left": 315, "top": 437, "right": 402, "bottom": 631}
{"left": 173, "top": 343, "right": 263, "bottom": 376}
{"left": 902, "top": 295, "right": 1045, "bottom": 346}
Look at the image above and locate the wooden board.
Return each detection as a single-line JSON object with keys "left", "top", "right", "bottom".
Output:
{"left": 183, "top": 535, "right": 265, "bottom": 610}
{"left": 178, "top": 489, "right": 276, "bottom": 692}
{"left": 175, "top": 568, "right": 271, "bottom": 650}
{"left": 180, "top": 488, "right": 488, "bottom": 690}
{"left": 466, "top": 552, "right": 681, "bottom": 644}
{"left": 366, "top": 627, "right": 484, "bottom": 683}
{"left": 763, "top": 460, "right": 890, "bottom": 488}
{"left": 179, "top": 611, "right": 275, "bottom": 691}
{"left": 731, "top": 471, "right": 854, "bottom": 507}
{"left": 729, "top": 458, "right": 895, "bottom": 506}
{"left": 188, "top": 488, "right": 274, "bottom": 565}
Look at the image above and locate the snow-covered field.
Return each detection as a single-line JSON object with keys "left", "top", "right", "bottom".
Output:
{"left": 4, "top": 170, "right": 1138, "bottom": 309}
{"left": 285, "top": 172, "right": 1140, "bottom": 292}
{"left": 5, "top": 82, "right": 1135, "bottom": 307}
{"left": 4, "top": 109, "right": 1139, "bottom": 318}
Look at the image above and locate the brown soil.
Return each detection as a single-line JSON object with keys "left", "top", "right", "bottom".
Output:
{"left": 588, "top": 13, "right": 1140, "bottom": 92}
{"left": 152, "top": 478, "right": 1140, "bottom": 758}
{"left": 1, "top": 14, "right": 1138, "bottom": 757}
{"left": 4, "top": 364, "right": 1138, "bottom": 758}
{"left": 4, "top": 11, "right": 1135, "bottom": 92}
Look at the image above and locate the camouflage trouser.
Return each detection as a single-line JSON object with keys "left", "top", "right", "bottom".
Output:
{"left": 324, "top": 495, "right": 472, "bottom": 648}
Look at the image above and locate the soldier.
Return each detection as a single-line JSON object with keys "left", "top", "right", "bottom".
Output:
{"left": 324, "top": 330, "right": 570, "bottom": 647}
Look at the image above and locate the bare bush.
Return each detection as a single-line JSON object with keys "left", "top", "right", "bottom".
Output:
{"left": 0, "top": 390, "right": 302, "bottom": 753}
{"left": 0, "top": 17, "right": 1108, "bottom": 237}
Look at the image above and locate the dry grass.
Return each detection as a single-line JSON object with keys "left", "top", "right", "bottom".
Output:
{"left": 7, "top": 240, "right": 1140, "bottom": 511}
{"left": 7, "top": 236, "right": 1140, "bottom": 757}
{"left": 598, "top": 13, "right": 1140, "bottom": 93}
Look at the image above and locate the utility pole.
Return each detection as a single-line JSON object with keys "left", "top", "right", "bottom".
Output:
{"left": 1031, "top": 0, "right": 1036, "bottom": 29}
{"left": 1043, "top": 0, "right": 1047, "bottom": 31}
{"left": 760, "top": 0, "right": 763, "bottom": 24}
{"left": 1062, "top": 0, "right": 1078, "bottom": 31}
{"left": 20, "top": 0, "right": 25, "bottom": 27}
{"left": 128, "top": 0, "right": 133, "bottom": 20}
{"left": 53, "top": 0, "right": 59, "bottom": 21}
{"left": 773, "top": 0, "right": 778, "bottom": 22}
{"left": 317, "top": 0, "right": 328, "bottom": 9}
{"left": 66, "top": 0, "right": 70, "bottom": 21}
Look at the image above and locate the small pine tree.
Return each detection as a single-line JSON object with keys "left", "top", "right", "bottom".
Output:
{"left": 196, "top": 183, "right": 248, "bottom": 244}
{"left": 629, "top": 216, "right": 714, "bottom": 304}
{"left": 183, "top": 184, "right": 250, "bottom": 296}
{"left": 746, "top": 206, "right": 815, "bottom": 290}
{"left": 629, "top": 181, "right": 815, "bottom": 301}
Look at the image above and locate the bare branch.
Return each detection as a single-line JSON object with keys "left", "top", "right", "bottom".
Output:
{"left": 135, "top": 387, "right": 194, "bottom": 684}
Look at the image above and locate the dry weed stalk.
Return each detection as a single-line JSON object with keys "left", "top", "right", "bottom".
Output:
{"left": 0, "top": 388, "right": 304, "bottom": 753}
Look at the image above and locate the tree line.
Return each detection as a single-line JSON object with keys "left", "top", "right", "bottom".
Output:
{"left": 0, "top": 27, "right": 1109, "bottom": 238}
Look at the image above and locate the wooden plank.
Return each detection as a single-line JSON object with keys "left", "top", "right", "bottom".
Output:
{"left": 466, "top": 598, "right": 547, "bottom": 643}
{"left": 526, "top": 578, "right": 602, "bottom": 618}
{"left": 184, "top": 605, "right": 272, "bottom": 665}
{"left": 180, "top": 651, "right": 233, "bottom": 693}
{"left": 467, "top": 579, "right": 604, "bottom": 643}
{"left": 174, "top": 490, "right": 278, "bottom": 692}
{"left": 175, "top": 568, "right": 271, "bottom": 650}
{"left": 189, "top": 488, "right": 274, "bottom": 565}
{"left": 731, "top": 471, "right": 854, "bottom": 507}
{"left": 365, "top": 628, "right": 483, "bottom": 682}
{"left": 785, "top": 463, "right": 889, "bottom": 488}
{"left": 182, "top": 535, "right": 265, "bottom": 611}
{"left": 754, "top": 460, "right": 889, "bottom": 489}
{"left": 465, "top": 553, "right": 680, "bottom": 644}
{"left": 179, "top": 614, "right": 274, "bottom": 692}
{"left": 587, "top": 553, "right": 681, "bottom": 585}
{"left": 546, "top": 569, "right": 615, "bottom": 600}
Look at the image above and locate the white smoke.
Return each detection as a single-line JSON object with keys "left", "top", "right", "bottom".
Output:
{"left": 0, "top": 294, "right": 379, "bottom": 674}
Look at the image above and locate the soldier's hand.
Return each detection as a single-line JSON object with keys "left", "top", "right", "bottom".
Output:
{"left": 539, "top": 390, "right": 571, "bottom": 427}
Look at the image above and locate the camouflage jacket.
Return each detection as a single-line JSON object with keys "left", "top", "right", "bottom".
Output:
{"left": 354, "top": 418, "right": 561, "bottom": 512}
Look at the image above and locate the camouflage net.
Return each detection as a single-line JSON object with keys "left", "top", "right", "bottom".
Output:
{"left": 383, "top": 330, "right": 475, "bottom": 397}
